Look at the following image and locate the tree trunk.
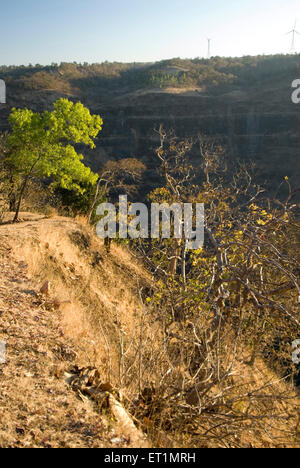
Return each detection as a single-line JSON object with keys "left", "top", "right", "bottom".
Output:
{"left": 13, "top": 178, "right": 28, "bottom": 222}
{"left": 168, "top": 239, "right": 181, "bottom": 275}
{"left": 181, "top": 241, "right": 187, "bottom": 287}
{"left": 12, "top": 156, "right": 41, "bottom": 223}
{"left": 88, "top": 180, "right": 100, "bottom": 224}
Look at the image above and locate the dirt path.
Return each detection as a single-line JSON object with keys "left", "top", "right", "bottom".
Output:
{"left": 0, "top": 219, "right": 120, "bottom": 448}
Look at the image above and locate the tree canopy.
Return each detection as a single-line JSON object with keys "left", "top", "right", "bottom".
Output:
{"left": 6, "top": 98, "right": 103, "bottom": 221}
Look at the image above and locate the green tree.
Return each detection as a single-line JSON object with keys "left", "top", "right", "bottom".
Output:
{"left": 6, "top": 98, "right": 102, "bottom": 222}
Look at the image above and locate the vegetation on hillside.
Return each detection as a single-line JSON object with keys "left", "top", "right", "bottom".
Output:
{"left": 2, "top": 54, "right": 300, "bottom": 94}
{"left": 3, "top": 99, "right": 102, "bottom": 221}
{"left": 121, "top": 128, "right": 300, "bottom": 446}
{"left": 0, "top": 97, "right": 300, "bottom": 447}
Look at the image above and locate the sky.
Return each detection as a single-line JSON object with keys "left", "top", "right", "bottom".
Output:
{"left": 0, "top": 0, "right": 300, "bottom": 65}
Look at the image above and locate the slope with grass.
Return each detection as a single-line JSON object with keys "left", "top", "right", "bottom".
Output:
{"left": 0, "top": 214, "right": 299, "bottom": 448}
{"left": 0, "top": 213, "right": 150, "bottom": 448}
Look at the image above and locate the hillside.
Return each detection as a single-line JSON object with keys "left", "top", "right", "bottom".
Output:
{"left": 1, "top": 54, "right": 300, "bottom": 447}
{"left": 1, "top": 54, "right": 300, "bottom": 194}
{"left": 0, "top": 214, "right": 150, "bottom": 448}
{"left": 0, "top": 214, "right": 299, "bottom": 448}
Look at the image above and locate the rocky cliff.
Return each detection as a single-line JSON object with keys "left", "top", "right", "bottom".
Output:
{"left": 1, "top": 56, "right": 300, "bottom": 195}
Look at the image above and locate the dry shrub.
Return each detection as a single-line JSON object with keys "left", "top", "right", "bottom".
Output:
{"left": 21, "top": 179, "right": 61, "bottom": 217}
{"left": 5, "top": 215, "right": 300, "bottom": 448}
{"left": 115, "top": 128, "right": 300, "bottom": 447}
{"left": 0, "top": 189, "right": 9, "bottom": 223}
{"left": 118, "top": 299, "right": 300, "bottom": 448}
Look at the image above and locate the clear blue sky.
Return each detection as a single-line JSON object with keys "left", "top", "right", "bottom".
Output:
{"left": 1, "top": 0, "right": 300, "bottom": 65}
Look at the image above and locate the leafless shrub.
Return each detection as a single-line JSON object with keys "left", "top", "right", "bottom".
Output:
{"left": 121, "top": 127, "right": 300, "bottom": 447}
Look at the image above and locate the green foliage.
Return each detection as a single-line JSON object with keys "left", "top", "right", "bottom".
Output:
{"left": 5, "top": 98, "right": 103, "bottom": 220}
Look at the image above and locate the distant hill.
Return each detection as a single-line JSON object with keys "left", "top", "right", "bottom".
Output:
{"left": 1, "top": 54, "right": 300, "bottom": 194}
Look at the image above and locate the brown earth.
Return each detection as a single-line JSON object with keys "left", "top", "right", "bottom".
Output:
{"left": 0, "top": 214, "right": 299, "bottom": 448}
{"left": 0, "top": 214, "right": 150, "bottom": 448}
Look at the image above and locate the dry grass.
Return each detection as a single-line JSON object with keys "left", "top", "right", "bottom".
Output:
{"left": 0, "top": 213, "right": 299, "bottom": 448}
{"left": 0, "top": 214, "right": 150, "bottom": 448}
{"left": 123, "top": 315, "right": 300, "bottom": 448}
{"left": 0, "top": 237, "right": 108, "bottom": 447}
{"left": 4, "top": 215, "right": 149, "bottom": 380}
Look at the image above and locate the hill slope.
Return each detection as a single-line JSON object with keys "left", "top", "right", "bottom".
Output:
{"left": 0, "top": 214, "right": 299, "bottom": 448}
{"left": 0, "top": 214, "right": 149, "bottom": 448}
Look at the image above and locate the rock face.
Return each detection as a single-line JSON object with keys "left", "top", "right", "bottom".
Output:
{"left": 89, "top": 90, "right": 300, "bottom": 195}
{"left": 1, "top": 77, "right": 300, "bottom": 196}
